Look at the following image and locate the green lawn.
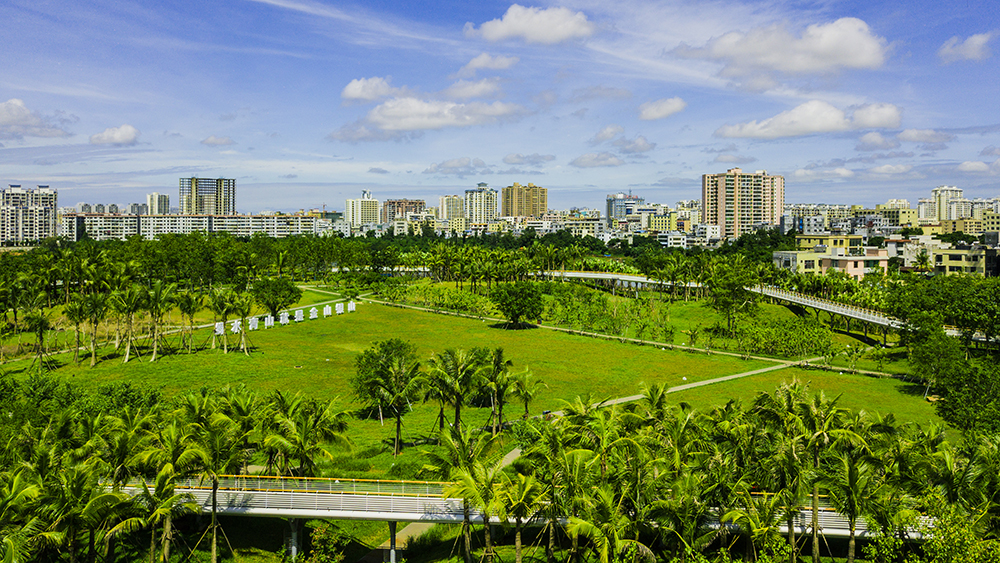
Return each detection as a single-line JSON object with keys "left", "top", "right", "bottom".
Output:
{"left": 666, "top": 365, "right": 942, "bottom": 426}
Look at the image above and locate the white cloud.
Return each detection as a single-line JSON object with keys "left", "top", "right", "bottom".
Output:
{"left": 674, "top": 18, "right": 887, "bottom": 77}
{"left": 458, "top": 53, "right": 519, "bottom": 77}
{"left": 0, "top": 98, "right": 72, "bottom": 140}
{"left": 330, "top": 97, "right": 526, "bottom": 141}
{"left": 442, "top": 78, "right": 502, "bottom": 100}
{"left": 422, "top": 157, "right": 492, "bottom": 176}
{"left": 939, "top": 33, "right": 994, "bottom": 63}
{"left": 467, "top": 4, "right": 596, "bottom": 45}
{"left": 341, "top": 77, "right": 401, "bottom": 102}
{"left": 89, "top": 124, "right": 140, "bottom": 145}
{"left": 613, "top": 135, "right": 656, "bottom": 154}
{"left": 715, "top": 100, "right": 900, "bottom": 139}
{"left": 589, "top": 124, "right": 624, "bottom": 144}
{"left": 714, "top": 154, "right": 757, "bottom": 164}
{"left": 201, "top": 135, "right": 235, "bottom": 146}
{"left": 855, "top": 132, "right": 900, "bottom": 151}
{"left": 870, "top": 164, "right": 912, "bottom": 174}
{"left": 638, "top": 97, "right": 686, "bottom": 121}
{"left": 793, "top": 167, "right": 856, "bottom": 179}
{"left": 570, "top": 152, "right": 624, "bottom": 168}
{"left": 957, "top": 160, "right": 991, "bottom": 173}
{"left": 898, "top": 129, "right": 955, "bottom": 143}
{"left": 503, "top": 153, "right": 555, "bottom": 166}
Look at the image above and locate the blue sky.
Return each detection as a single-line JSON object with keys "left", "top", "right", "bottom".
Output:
{"left": 1, "top": 0, "right": 998, "bottom": 212}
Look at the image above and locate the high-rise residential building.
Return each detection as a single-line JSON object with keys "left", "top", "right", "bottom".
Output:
{"left": 345, "top": 190, "right": 380, "bottom": 227}
{"left": 465, "top": 183, "right": 498, "bottom": 224}
{"left": 94, "top": 203, "right": 106, "bottom": 214}
{"left": 107, "top": 204, "right": 120, "bottom": 214}
{"left": 501, "top": 182, "right": 548, "bottom": 218}
{"left": 76, "top": 203, "right": 93, "bottom": 213}
{"left": 882, "top": 199, "right": 911, "bottom": 209}
{"left": 917, "top": 198, "right": 936, "bottom": 219}
{"left": 932, "top": 185, "right": 963, "bottom": 221}
{"left": 178, "top": 177, "right": 236, "bottom": 215}
{"left": 126, "top": 203, "right": 149, "bottom": 215}
{"left": 702, "top": 168, "right": 784, "bottom": 238}
{"left": 606, "top": 192, "right": 644, "bottom": 225}
{"left": 381, "top": 199, "right": 426, "bottom": 223}
{"left": 0, "top": 185, "right": 58, "bottom": 244}
{"left": 439, "top": 195, "right": 464, "bottom": 220}
{"left": 147, "top": 192, "right": 170, "bottom": 215}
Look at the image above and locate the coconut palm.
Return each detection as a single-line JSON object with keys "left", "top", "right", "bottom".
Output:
{"left": 145, "top": 280, "right": 176, "bottom": 362}
{"left": 425, "top": 348, "right": 487, "bottom": 432}
{"left": 353, "top": 339, "right": 422, "bottom": 455}
{"left": 264, "top": 402, "right": 350, "bottom": 477}
{"left": 510, "top": 368, "right": 546, "bottom": 419}
{"left": 482, "top": 347, "right": 513, "bottom": 436}
{"left": 111, "top": 284, "right": 147, "bottom": 363}
{"left": 818, "top": 448, "right": 880, "bottom": 563}
{"left": 174, "top": 290, "right": 204, "bottom": 353}
{"left": 63, "top": 295, "right": 87, "bottom": 365}
{"left": 498, "top": 473, "right": 548, "bottom": 563}
{"left": 82, "top": 292, "right": 108, "bottom": 367}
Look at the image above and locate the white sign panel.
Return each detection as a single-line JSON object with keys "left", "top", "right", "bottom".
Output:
{"left": 348, "top": 301, "right": 356, "bottom": 313}
{"left": 336, "top": 303, "right": 344, "bottom": 315}
{"left": 249, "top": 317, "right": 259, "bottom": 331}
{"left": 265, "top": 315, "right": 275, "bottom": 328}
{"left": 309, "top": 307, "right": 318, "bottom": 319}
{"left": 323, "top": 305, "right": 332, "bottom": 317}
{"left": 280, "top": 312, "right": 290, "bottom": 325}
{"left": 214, "top": 322, "right": 224, "bottom": 335}
{"left": 294, "top": 309, "right": 304, "bottom": 322}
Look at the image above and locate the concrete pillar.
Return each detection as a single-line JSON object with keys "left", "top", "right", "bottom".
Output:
{"left": 388, "top": 521, "right": 397, "bottom": 563}
{"left": 289, "top": 519, "right": 299, "bottom": 562}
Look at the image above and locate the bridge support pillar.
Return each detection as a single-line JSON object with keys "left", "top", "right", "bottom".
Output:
{"left": 388, "top": 521, "right": 398, "bottom": 563}
{"left": 289, "top": 518, "right": 299, "bottom": 562}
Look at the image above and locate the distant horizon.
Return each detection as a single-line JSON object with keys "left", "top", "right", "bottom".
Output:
{"left": 2, "top": 0, "right": 998, "bottom": 213}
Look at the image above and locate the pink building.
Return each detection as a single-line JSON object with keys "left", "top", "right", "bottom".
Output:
{"left": 820, "top": 247, "right": 890, "bottom": 280}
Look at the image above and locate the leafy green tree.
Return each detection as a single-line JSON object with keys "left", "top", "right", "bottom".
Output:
{"left": 489, "top": 281, "right": 544, "bottom": 327}
{"left": 353, "top": 339, "right": 422, "bottom": 455}
{"left": 425, "top": 348, "right": 487, "bottom": 432}
{"left": 251, "top": 277, "right": 303, "bottom": 319}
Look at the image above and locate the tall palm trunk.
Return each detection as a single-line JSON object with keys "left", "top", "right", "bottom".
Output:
{"left": 211, "top": 478, "right": 219, "bottom": 563}
{"left": 515, "top": 518, "right": 523, "bottom": 563}
{"left": 482, "top": 515, "right": 494, "bottom": 563}
{"left": 462, "top": 504, "right": 472, "bottom": 563}
{"left": 812, "top": 481, "right": 820, "bottom": 563}
{"left": 161, "top": 514, "right": 173, "bottom": 563}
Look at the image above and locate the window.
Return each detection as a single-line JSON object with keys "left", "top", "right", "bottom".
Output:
{"left": 804, "top": 260, "right": 815, "bottom": 269}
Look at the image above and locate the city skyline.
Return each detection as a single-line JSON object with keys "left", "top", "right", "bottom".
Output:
{"left": 1, "top": 0, "right": 998, "bottom": 212}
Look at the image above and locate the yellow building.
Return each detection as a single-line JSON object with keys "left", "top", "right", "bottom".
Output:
{"left": 501, "top": 182, "right": 547, "bottom": 218}
{"left": 939, "top": 219, "right": 984, "bottom": 235}
{"left": 931, "top": 246, "right": 994, "bottom": 275}
{"left": 795, "top": 234, "right": 864, "bottom": 252}
{"left": 647, "top": 213, "right": 678, "bottom": 232}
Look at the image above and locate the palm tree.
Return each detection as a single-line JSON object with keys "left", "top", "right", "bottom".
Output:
{"left": 82, "top": 292, "right": 108, "bottom": 367}
{"left": 353, "top": 339, "right": 422, "bottom": 455}
{"left": 447, "top": 456, "right": 506, "bottom": 563}
{"left": 108, "top": 463, "right": 198, "bottom": 563}
{"left": 0, "top": 471, "right": 47, "bottom": 563}
{"left": 229, "top": 291, "right": 254, "bottom": 356}
{"left": 425, "top": 348, "right": 487, "bottom": 432}
{"left": 509, "top": 368, "right": 546, "bottom": 419}
{"left": 818, "top": 449, "right": 879, "bottom": 563}
{"left": 265, "top": 403, "right": 350, "bottom": 476}
{"left": 722, "top": 487, "right": 784, "bottom": 562}
{"left": 145, "top": 280, "right": 176, "bottom": 362}
{"left": 422, "top": 426, "right": 497, "bottom": 563}
{"left": 569, "top": 485, "right": 653, "bottom": 563}
{"left": 207, "top": 288, "right": 233, "bottom": 353}
{"left": 195, "top": 414, "right": 247, "bottom": 563}
{"left": 174, "top": 290, "right": 204, "bottom": 353}
{"left": 112, "top": 284, "right": 147, "bottom": 363}
{"left": 43, "top": 463, "right": 130, "bottom": 563}
{"left": 483, "top": 347, "right": 513, "bottom": 436}
{"left": 63, "top": 294, "right": 87, "bottom": 365}
{"left": 498, "top": 473, "right": 548, "bottom": 563}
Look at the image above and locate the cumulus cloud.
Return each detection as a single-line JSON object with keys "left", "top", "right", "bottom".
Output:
{"left": 572, "top": 86, "right": 631, "bottom": 101}
{"left": 442, "top": 78, "right": 502, "bottom": 100}
{"left": 957, "top": 161, "right": 991, "bottom": 173}
{"left": 639, "top": 97, "right": 686, "bottom": 120}
{"left": 939, "top": 33, "right": 993, "bottom": 63}
{"left": 870, "top": 164, "right": 913, "bottom": 174}
{"left": 613, "top": 135, "right": 656, "bottom": 154}
{"left": 714, "top": 154, "right": 757, "bottom": 164}
{"left": 341, "top": 77, "right": 402, "bottom": 102}
{"left": 201, "top": 135, "right": 235, "bottom": 146}
{"left": 570, "top": 152, "right": 625, "bottom": 168}
{"left": 503, "top": 153, "right": 555, "bottom": 166}
{"left": 897, "top": 129, "right": 955, "bottom": 143}
{"left": 855, "top": 131, "right": 900, "bottom": 151}
{"left": 981, "top": 146, "right": 1000, "bottom": 157}
{"left": 329, "top": 97, "right": 525, "bottom": 142}
{"left": 715, "top": 100, "right": 900, "bottom": 139}
{"left": 589, "top": 124, "right": 624, "bottom": 144}
{"left": 0, "top": 98, "right": 72, "bottom": 140}
{"left": 675, "top": 18, "right": 886, "bottom": 76}
{"left": 466, "top": 4, "right": 595, "bottom": 44}
{"left": 367, "top": 97, "right": 524, "bottom": 131}
{"left": 368, "top": 167, "right": 389, "bottom": 174}
{"left": 422, "top": 157, "right": 493, "bottom": 177}
{"left": 90, "top": 124, "right": 140, "bottom": 145}
{"left": 458, "top": 53, "right": 519, "bottom": 77}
